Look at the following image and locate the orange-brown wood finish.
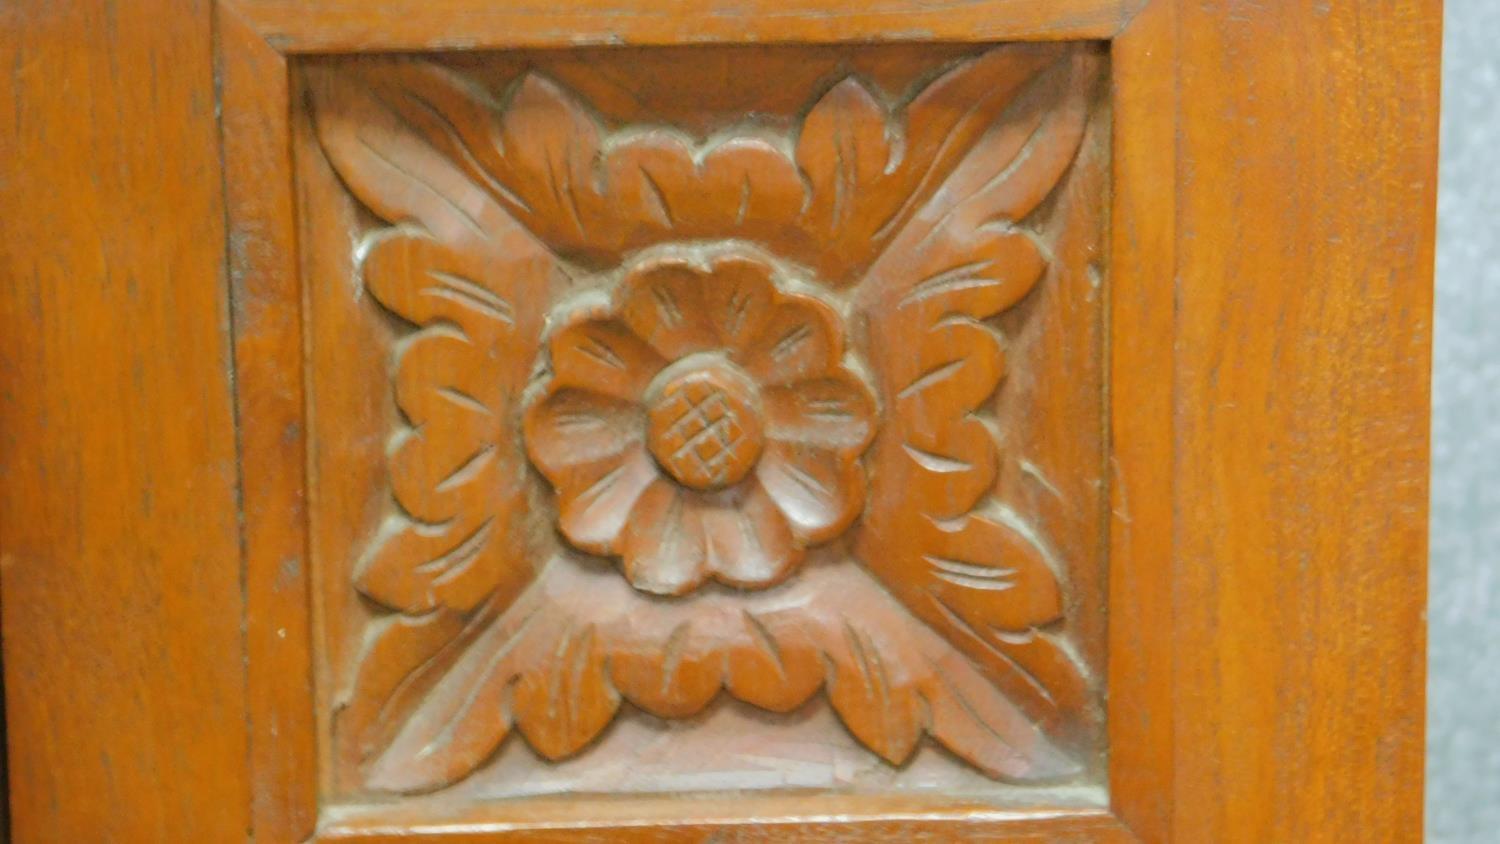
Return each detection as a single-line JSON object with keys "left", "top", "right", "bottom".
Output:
{"left": 0, "top": 1, "right": 1439, "bottom": 842}
{"left": 300, "top": 44, "right": 1106, "bottom": 804}
{"left": 220, "top": 8, "right": 321, "bottom": 841}
{"left": 229, "top": 0, "right": 1149, "bottom": 52}
{"left": 0, "top": 1, "right": 251, "bottom": 841}
{"left": 1105, "top": 2, "right": 1176, "bottom": 839}
{"left": 1168, "top": 3, "right": 1438, "bottom": 839}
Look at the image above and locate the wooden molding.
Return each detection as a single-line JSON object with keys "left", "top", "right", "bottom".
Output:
{"left": 223, "top": 0, "right": 1148, "bottom": 52}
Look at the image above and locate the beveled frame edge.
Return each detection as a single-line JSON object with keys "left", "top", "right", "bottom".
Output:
{"left": 224, "top": 0, "right": 1149, "bottom": 52}
{"left": 1103, "top": 1, "right": 1174, "bottom": 841}
{"left": 318, "top": 802, "right": 1134, "bottom": 842}
{"left": 216, "top": 0, "right": 1170, "bottom": 840}
{"left": 218, "top": 6, "right": 320, "bottom": 842}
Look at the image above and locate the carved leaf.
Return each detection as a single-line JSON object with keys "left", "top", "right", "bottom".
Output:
{"left": 361, "top": 234, "right": 523, "bottom": 341}
{"left": 923, "top": 646, "right": 1059, "bottom": 780}
{"left": 795, "top": 44, "right": 1069, "bottom": 285}
{"left": 309, "top": 66, "right": 534, "bottom": 259}
{"left": 309, "top": 64, "right": 571, "bottom": 783}
{"left": 317, "top": 50, "right": 1079, "bottom": 288}
{"left": 922, "top": 513, "right": 1062, "bottom": 631}
{"left": 358, "top": 557, "right": 1076, "bottom": 793}
{"left": 336, "top": 609, "right": 467, "bottom": 773}
{"left": 824, "top": 621, "right": 925, "bottom": 766}
{"left": 308, "top": 66, "right": 559, "bottom": 617}
{"left": 510, "top": 623, "right": 621, "bottom": 760}
{"left": 362, "top": 601, "right": 549, "bottom": 793}
{"left": 329, "top": 60, "right": 809, "bottom": 266}
{"left": 795, "top": 77, "right": 893, "bottom": 281}
{"left": 364, "top": 321, "right": 507, "bottom": 612}
{"left": 917, "top": 512, "right": 1088, "bottom": 726}
{"left": 722, "top": 613, "right": 826, "bottom": 713}
{"left": 607, "top": 621, "right": 724, "bottom": 718}
{"left": 851, "top": 49, "right": 1099, "bottom": 726}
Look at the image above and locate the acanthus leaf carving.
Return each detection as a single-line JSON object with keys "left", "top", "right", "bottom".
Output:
{"left": 851, "top": 49, "right": 1099, "bottom": 729}
{"left": 796, "top": 44, "right": 1067, "bottom": 286}
{"left": 336, "top": 608, "right": 468, "bottom": 775}
{"left": 309, "top": 61, "right": 561, "bottom": 622}
{"left": 362, "top": 559, "right": 1078, "bottom": 794}
{"left": 308, "top": 44, "right": 1102, "bottom": 795}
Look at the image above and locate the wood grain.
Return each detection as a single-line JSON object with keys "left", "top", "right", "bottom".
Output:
{"left": 1107, "top": 2, "right": 1176, "bottom": 840}
{"left": 0, "top": 0, "right": 250, "bottom": 840}
{"left": 0, "top": 0, "right": 1438, "bottom": 838}
{"left": 218, "top": 5, "right": 319, "bottom": 841}
{"left": 1168, "top": 0, "right": 1439, "bottom": 840}
{"left": 227, "top": 0, "right": 1146, "bottom": 52}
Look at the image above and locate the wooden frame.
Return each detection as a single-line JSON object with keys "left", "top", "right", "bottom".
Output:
{"left": 217, "top": 0, "right": 1437, "bottom": 839}
{"left": 0, "top": 0, "right": 1437, "bottom": 840}
{"left": 221, "top": 2, "right": 1156, "bottom": 839}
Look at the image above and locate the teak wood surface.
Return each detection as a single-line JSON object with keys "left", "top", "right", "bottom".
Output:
{"left": 0, "top": 1, "right": 1438, "bottom": 842}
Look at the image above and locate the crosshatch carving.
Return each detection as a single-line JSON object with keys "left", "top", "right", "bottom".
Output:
{"left": 299, "top": 41, "right": 1109, "bottom": 799}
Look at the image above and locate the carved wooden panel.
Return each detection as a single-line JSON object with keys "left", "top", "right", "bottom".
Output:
{"left": 296, "top": 42, "right": 1108, "bottom": 802}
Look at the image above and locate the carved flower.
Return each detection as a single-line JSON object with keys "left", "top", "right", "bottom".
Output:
{"left": 524, "top": 250, "right": 876, "bottom": 595}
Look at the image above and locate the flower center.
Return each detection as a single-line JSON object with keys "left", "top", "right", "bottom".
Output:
{"left": 644, "top": 360, "right": 765, "bottom": 491}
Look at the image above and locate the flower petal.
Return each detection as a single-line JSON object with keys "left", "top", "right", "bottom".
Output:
{"left": 764, "top": 373, "right": 877, "bottom": 457}
{"left": 755, "top": 441, "right": 865, "bottom": 544}
{"left": 699, "top": 255, "right": 776, "bottom": 352}
{"left": 736, "top": 295, "right": 843, "bottom": 386}
{"left": 617, "top": 258, "right": 721, "bottom": 359}
{"left": 523, "top": 387, "right": 645, "bottom": 483}
{"left": 555, "top": 446, "right": 660, "bottom": 555}
{"left": 700, "top": 485, "right": 802, "bottom": 589}
{"left": 548, "top": 314, "right": 666, "bottom": 401}
{"left": 620, "top": 482, "right": 708, "bottom": 595}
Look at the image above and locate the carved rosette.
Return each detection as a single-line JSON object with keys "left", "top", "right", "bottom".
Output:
{"left": 308, "top": 43, "right": 1101, "bottom": 795}
{"left": 525, "top": 250, "right": 875, "bottom": 595}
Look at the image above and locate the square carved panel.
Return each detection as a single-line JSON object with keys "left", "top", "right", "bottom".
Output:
{"left": 293, "top": 42, "right": 1109, "bottom": 805}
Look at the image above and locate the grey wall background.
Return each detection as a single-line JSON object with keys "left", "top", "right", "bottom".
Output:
{"left": 1428, "top": 1, "right": 1499, "bottom": 841}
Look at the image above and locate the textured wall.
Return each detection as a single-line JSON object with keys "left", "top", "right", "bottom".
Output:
{"left": 1428, "top": 1, "right": 1500, "bottom": 841}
